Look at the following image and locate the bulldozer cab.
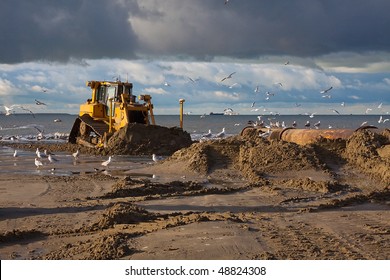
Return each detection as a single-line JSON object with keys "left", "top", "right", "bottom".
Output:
{"left": 95, "top": 82, "right": 133, "bottom": 105}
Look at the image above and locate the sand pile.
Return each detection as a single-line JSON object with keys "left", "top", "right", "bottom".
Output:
{"left": 92, "top": 202, "right": 157, "bottom": 229}
{"left": 166, "top": 134, "right": 323, "bottom": 182}
{"left": 344, "top": 129, "right": 390, "bottom": 183}
{"left": 106, "top": 123, "right": 192, "bottom": 155}
{"left": 159, "top": 128, "right": 390, "bottom": 186}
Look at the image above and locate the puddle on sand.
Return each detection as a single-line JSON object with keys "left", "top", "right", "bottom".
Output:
{"left": 0, "top": 146, "right": 155, "bottom": 178}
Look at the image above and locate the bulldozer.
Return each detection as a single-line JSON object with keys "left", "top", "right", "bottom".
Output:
{"left": 69, "top": 80, "right": 156, "bottom": 147}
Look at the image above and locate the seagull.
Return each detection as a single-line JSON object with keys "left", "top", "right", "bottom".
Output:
{"left": 35, "top": 158, "right": 43, "bottom": 168}
{"left": 341, "top": 102, "right": 345, "bottom": 107}
{"left": 164, "top": 81, "right": 171, "bottom": 87}
{"left": 322, "top": 94, "right": 332, "bottom": 98}
{"left": 360, "top": 121, "right": 368, "bottom": 127}
{"left": 36, "top": 148, "right": 46, "bottom": 158}
{"left": 251, "top": 101, "right": 256, "bottom": 108}
{"left": 215, "top": 127, "right": 226, "bottom": 138}
{"left": 314, "top": 121, "right": 321, "bottom": 129}
{"left": 72, "top": 149, "right": 80, "bottom": 159}
{"left": 259, "top": 128, "right": 271, "bottom": 138}
{"left": 304, "top": 121, "right": 310, "bottom": 128}
{"left": 331, "top": 109, "right": 340, "bottom": 115}
{"left": 320, "top": 86, "right": 333, "bottom": 94}
{"left": 254, "top": 85, "right": 260, "bottom": 93}
{"left": 292, "top": 120, "right": 297, "bottom": 128}
{"left": 284, "top": 61, "right": 290, "bottom": 65}
{"left": 101, "top": 156, "right": 112, "bottom": 167}
{"left": 13, "top": 150, "right": 18, "bottom": 157}
{"left": 378, "top": 103, "right": 383, "bottom": 109}
{"left": 220, "top": 72, "right": 236, "bottom": 82}
{"left": 48, "top": 154, "right": 58, "bottom": 163}
{"left": 365, "top": 108, "right": 372, "bottom": 114}
{"left": 306, "top": 112, "right": 316, "bottom": 118}
{"left": 3, "top": 105, "right": 34, "bottom": 117}
{"left": 35, "top": 99, "right": 47, "bottom": 106}
{"left": 187, "top": 77, "right": 199, "bottom": 83}
{"left": 202, "top": 129, "right": 212, "bottom": 138}
{"left": 152, "top": 154, "right": 163, "bottom": 162}
{"left": 274, "top": 82, "right": 283, "bottom": 87}
{"left": 4, "top": 105, "right": 16, "bottom": 115}
{"left": 228, "top": 82, "right": 239, "bottom": 88}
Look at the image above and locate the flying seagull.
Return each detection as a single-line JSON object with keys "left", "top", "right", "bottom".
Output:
{"left": 4, "top": 105, "right": 35, "bottom": 117}
{"left": 331, "top": 109, "right": 340, "bottom": 115}
{"left": 320, "top": 86, "right": 333, "bottom": 94}
{"left": 35, "top": 99, "right": 47, "bottom": 106}
{"left": 220, "top": 72, "right": 236, "bottom": 82}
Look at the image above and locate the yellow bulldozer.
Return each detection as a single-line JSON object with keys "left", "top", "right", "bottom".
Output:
{"left": 69, "top": 80, "right": 156, "bottom": 147}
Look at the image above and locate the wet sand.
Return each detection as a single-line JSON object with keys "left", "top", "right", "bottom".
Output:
{"left": 0, "top": 129, "right": 389, "bottom": 260}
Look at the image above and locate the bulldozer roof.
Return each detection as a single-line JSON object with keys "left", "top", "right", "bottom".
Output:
{"left": 86, "top": 80, "right": 133, "bottom": 88}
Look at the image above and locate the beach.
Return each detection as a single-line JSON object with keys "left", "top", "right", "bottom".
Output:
{"left": 0, "top": 128, "right": 389, "bottom": 260}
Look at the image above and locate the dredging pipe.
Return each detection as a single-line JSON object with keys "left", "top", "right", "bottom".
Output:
{"left": 242, "top": 125, "right": 378, "bottom": 145}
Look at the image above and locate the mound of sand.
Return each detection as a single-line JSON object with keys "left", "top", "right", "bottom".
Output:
{"left": 154, "top": 128, "right": 390, "bottom": 187}
{"left": 92, "top": 202, "right": 157, "bottom": 229}
{"left": 106, "top": 123, "right": 193, "bottom": 155}
{"left": 344, "top": 129, "right": 390, "bottom": 183}
{"left": 165, "top": 134, "right": 323, "bottom": 183}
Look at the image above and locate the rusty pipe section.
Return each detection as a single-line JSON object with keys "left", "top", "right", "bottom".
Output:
{"left": 279, "top": 128, "right": 355, "bottom": 145}
{"left": 280, "top": 126, "right": 378, "bottom": 145}
{"left": 242, "top": 126, "right": 378, "bottom": 145}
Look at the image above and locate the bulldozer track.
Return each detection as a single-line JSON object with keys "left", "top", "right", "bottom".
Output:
{"left": 68, "top": 115, "right": 109, "bottom": 144}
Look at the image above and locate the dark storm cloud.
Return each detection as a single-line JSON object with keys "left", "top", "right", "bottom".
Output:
{"left": 1, "top": 0, "right": 390, "bottom": 64}
{"left": 128, "top": 0, "right": 390, "bottom": 59}
{"left": 0, "top": 0, "right": 140, "bottom": 63}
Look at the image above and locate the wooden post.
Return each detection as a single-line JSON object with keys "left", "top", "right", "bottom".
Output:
{"left": 179, "top": 99, "right": 185, "bottom": 129}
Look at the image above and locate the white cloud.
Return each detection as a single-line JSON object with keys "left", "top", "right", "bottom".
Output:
{"left": 143, "top": 87, "right": 169, "bottom": 95}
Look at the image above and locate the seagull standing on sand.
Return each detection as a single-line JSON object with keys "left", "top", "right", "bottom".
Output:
{"left": 215, "top": 127, "right": 226, "bottom": 138}
{"left": 314, "top": 121, "right": 321, "bottom": 129}
{"left": 36, "top": 148, "right": 46, "bottom": 158}
{"left": 101, "top": 156, "right": 112, "bottom": 167}
{"left": 202, "top": 129, "right": 212, "bottom": 138}
{"left": 152, "top": 154, "right": 163, "bottom": 163}
{"left": 72, "top": 149, "right": 80, "bottom": 159}
{"left": 305, "top": 121, "right": 310, "bottom": 128}
{"left": 48, "top": 154, "right": 58, "bottom": 163}
{"left": 35, "top": 158, "right": 43, "bottom": 168}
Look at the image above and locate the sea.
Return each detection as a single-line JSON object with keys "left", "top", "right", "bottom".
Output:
{"left": 0, "top": 113, "right": 389, "bottom": 142}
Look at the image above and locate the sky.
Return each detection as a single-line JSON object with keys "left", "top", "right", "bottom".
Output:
{"left": 0, "top": 0, "right": 389, "bottom": 115}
